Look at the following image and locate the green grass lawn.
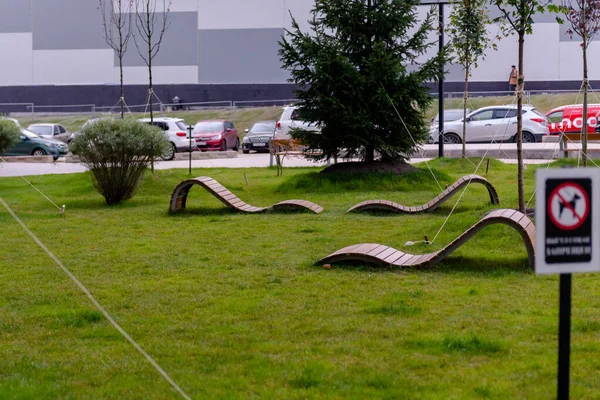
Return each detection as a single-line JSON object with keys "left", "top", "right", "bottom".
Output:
{"left": 2, "top": 159, "right": 600, "bottom": 399}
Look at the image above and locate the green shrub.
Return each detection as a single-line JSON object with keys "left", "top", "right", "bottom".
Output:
{"left": 0, "top": 119, "right": 21, "bottom": 154}
{"left": 70, "top": 118, "right": 169, "bottom": 205}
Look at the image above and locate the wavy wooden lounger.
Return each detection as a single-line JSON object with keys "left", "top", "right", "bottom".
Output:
{"left": 169, "top": 176, "right": 324, "bottom": 214}
{"left": 348, "top": 174, "right": 499, "bottom": 214}
{"left": 319, "top": 209, "right": 535, "bottom": 269}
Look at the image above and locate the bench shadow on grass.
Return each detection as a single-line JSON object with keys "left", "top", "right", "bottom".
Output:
{"left": 167, "top": 207, "right": 238, "bottom": 217}
{"left": 354, "top": 205, "right": 481, "bottom": 218}
{"left": 315, "top": 256, "right": 532, "bottom": 275}
{"left": 168, "top": 207, "right": 321, "bottom": 217}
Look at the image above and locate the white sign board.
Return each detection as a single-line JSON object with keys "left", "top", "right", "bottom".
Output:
{"left": 535, "top": 168, "right": 600, "bottom": 275}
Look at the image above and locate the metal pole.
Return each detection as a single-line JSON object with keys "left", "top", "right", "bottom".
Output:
{"left": 187, "top": 125, "right": 194, "bottom": 175}
{"left": 438, "top": 3, "right": 445, "bottom": 158}
{"left": 558, "top": 273, "right": 572, "bottom": 400}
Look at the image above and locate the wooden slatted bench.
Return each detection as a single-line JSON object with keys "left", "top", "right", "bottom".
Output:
{"left": 270, "top": 139, "right": 325, "bottom": 176}
{"left": 169, "top": 176, "right": 324, "bottom": 214}
{"left": 561, "top": 133, "right": 600, "bottom": 158}
{"left": 319, "top": 209, "right": 535, "bottom": 270}
{"left": 347, "top": 175, "right": 499, "bottom": 214}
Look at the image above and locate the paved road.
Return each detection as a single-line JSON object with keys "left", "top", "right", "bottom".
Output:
{"left": 0, "top": 142, "right": 579, "bottom": 178}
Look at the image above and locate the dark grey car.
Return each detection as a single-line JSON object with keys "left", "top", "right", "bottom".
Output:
{"left": 242, "top": 121, "right": 276, "bottom": 153}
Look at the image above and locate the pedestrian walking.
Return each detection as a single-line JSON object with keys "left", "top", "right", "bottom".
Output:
{"left": 509, "top": 65, "right": 518, "bottom": 92}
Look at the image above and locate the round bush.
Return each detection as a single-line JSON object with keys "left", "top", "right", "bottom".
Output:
{"left": 71, "top": 118, "right": 170, "bottom": 205}
{"left": 0, "top": 119, "right": 21, "bottom": 154}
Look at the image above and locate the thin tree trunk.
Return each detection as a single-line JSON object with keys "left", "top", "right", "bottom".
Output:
{"left": 119, "top": 54, "right": 125, "bottom": 119}
{"left": 119, "top": 21, "right": 125, "bottom": 119}
{"left": 147, "top": 7, "right": 154, "bottom": 124}
{"left": 582, "top": 23, "right": 588, "bottom": 167}
{"left": 517, "top": 30, "right": 525, "bottom": 213}
{"left": 365, "top": 146, "right": 375, "bottom": 163}
{"left": 462, "top": 67, "right": 469, "bottom": 158}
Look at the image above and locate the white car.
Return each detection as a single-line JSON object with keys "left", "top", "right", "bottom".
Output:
{"left": 138, "top": 117, "right": 196, "bottom": 160}
{"left": 1, "top": 117, "right": 20, "bottom": 127}
{"left": 27, "top": 123, "right": 71, "bottom": 143}
{"left": 68, "top": 118, "right": 112, "bottom": 143}
{"left": 274, "top": 106, "right": 320, "bottom": 140}
{"left": 429, "top": 105, "right": 550, "bottom": 144}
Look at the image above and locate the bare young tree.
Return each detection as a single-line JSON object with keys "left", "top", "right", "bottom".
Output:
{"left": 133, "top": 0, "right": 172, "bottom": 123}
{"left": 99, "top": 0, "right": 134, "bottom": 119}
{"left": 490, "top": 0, "right": 552, "bottom": 213}
{"left": 447, "top": 0, "right": 496, "bottom": 158}
{"left": 563, "top": 0, "right": 600, "bottom": 166}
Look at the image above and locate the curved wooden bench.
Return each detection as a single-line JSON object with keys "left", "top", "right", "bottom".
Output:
{"left": 169, "top": 177, "right": 323, "bottom": 214}
{"left": 319, "top": 209, "right": 535, "bottom": 269}
{"left": 347, "top": 174, "right": 499, "bottom": 214}
{"left": 271, "top": 199, "right": 324, "bottom": 214}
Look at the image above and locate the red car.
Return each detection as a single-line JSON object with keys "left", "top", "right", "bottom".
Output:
{"left": 193, "top": 120, "right": 239, "bottom": 151}
{"left": 546, "top": 104, "right": 600, "bottom": 135}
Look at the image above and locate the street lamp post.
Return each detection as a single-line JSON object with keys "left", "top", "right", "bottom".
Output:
{"left": 420, "top": 0, "right": 449, "bottom": 158}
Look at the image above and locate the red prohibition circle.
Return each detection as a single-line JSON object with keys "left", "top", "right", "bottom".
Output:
{"left": 547, "top": 182, "right": 590, "bottom": 231}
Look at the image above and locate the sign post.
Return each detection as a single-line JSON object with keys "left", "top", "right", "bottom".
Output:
{"left": 535, "top": 168, "right": 600, "bottom": 400}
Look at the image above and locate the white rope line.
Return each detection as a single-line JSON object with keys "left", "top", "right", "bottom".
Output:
{"left": 380, "top": 88, "right": 507, "bottom": 245}
{"left": 0, "top": 196, "right": 192, "bottom": 400}
{"left": 521, "top": 82, "right": 600, "bottom": 209}
{"left": 563, "top": 135, "right": 600, "bottom": 168}
{"left": 427, "top": 91, "right": 547, "bottom": 245}
{"left": 0, "top": 156, "right": 65, "bottom": 215}
{"left": 380, "top": 83, "right": 443, "bottom": 192}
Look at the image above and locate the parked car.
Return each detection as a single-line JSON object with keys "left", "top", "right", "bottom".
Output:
{"left": 545, "top": 104, "right": 600, "bottom": 135}
{"left": 27, "top": 123, "right": 71, "bottom": 142}
{"left": 429, "top": 105, "right": 550, "bottom": 144}
{"left": 275, "top": 106, "right": 320, "bottom": 140}
{"left": 2, "top": 128, "right": 68, "bottom": 160}
{"left": 68, "top": 117, "right": 112, "bottom": 143}
{"left": 138, "top": 117, "right": 196, "bottom": 160}
{"left": 193, "top": 120, "right": 239, "bottom": 151}
{"left": 431, "top": 108, "right": 472, "bottom": 126}
{"left": 242, "top": 120, "right": 276, "bottom": 154}
{"left": 1, "top": 117, "right": 20, "bottom": 127}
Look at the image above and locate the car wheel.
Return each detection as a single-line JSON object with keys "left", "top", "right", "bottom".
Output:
{"left": 242, "top": 149, "right": 249, "bottom": 154}
{"left": 522, "top": 132, "right": 535, "bottom": 143}
{"left": 161, "top": 143, "right": 176, "bottom": 161}
{"left": 443, "top": 133, "right": 461, "bottom": 144}
{"left": 220, "top": 140, "right": 227, "bottom": 152}
{"left": 233, "top": 137, "right": 240, "bottom": 151}
{"left": 32, "top": 148, "right": 47, "bottom": 156}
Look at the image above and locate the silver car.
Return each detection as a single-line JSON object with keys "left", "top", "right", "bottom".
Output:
{"left": 429, "top": 105, "right": 550, "bottom": 144}
{"left": 27, "top": 123, "right": 71, "bottom": 143}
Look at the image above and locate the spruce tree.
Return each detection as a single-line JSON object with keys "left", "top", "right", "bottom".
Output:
{"left": 279, "top": 0, "right": 446, "bottom": 163}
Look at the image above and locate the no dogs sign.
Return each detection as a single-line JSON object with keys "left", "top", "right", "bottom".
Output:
{"left": 536, "top": 168, "right": 600, "bottom": 274}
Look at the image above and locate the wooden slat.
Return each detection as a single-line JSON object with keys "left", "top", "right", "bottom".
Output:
{"left": 367, "top": 245, "right": 389, "bottom": 257}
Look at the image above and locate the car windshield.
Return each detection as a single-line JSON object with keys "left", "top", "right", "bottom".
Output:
{"left": 176, "top": 121, "right": 189, "bottom": 131}
{"left": 28, "top": 125, "right": 53, "bottom": 135}
{"left": 249, "top": 122, "right": 275, "bottom": 135}
{"left": 195, "top": 122, "right": 223, "bottom": 133}
{"left": 21, "top": 129, "right": 39, "bottom": 139}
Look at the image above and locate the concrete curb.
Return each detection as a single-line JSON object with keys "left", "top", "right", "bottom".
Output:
{"left": 174, "top": 151, "right": 238, "bottom": 160}
{"left": 65, "top": 154, "right": 80, "bottom": 163}
{"left": 1, "top": 155, "right": 54, "bottom": 163}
